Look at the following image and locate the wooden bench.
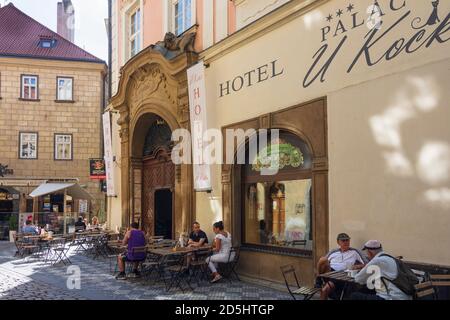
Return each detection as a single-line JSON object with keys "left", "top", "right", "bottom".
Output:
{"left": 414, "top": 281, "right": 436, "bottom": 300}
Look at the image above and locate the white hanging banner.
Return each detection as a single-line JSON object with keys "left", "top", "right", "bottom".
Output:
{"left": 102, "top": 112, "right": 116, "bottom": 196}
{"left": 187, "top": 61, "right": 212, "bottom": 192}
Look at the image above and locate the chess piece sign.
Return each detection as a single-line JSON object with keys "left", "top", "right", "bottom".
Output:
{"left": 0, "top": 164, "right": 14, "bottom": 177}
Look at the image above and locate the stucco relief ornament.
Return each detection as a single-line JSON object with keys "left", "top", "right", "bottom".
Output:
{"left": 130, "top": 65, "right": 167, "bottom": 108}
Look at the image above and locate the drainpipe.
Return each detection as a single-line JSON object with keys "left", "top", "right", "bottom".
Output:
{"left": 108, "top": 0, "right": 112, "bottom": 101}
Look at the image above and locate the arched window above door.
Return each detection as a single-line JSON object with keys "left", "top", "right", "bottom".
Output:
{"left": 143, "top": 117, "right": 173, "bottom": 157}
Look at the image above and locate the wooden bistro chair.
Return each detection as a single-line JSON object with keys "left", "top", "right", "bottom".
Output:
{"left": 414, "top": 281, "right": 437, "bottom": 300}
{"left": 280, "top": 265, "right": 321, "bottom": 300}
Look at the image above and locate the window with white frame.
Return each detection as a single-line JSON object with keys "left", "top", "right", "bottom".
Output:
{"left": 174, "top": 0, "right": 193, "bottom": 36}
{"left": 19, "top": 132, "right": 38, "bottom": 159}
{"left": 55, "top": 134, "right": 73, "bottom": 160}
{"left": 129, "top": 8, "right": 141, "bottom": 57}
{"left": 21, "top": 75, "right": 38, "bottom": 100}
{"left": 57, "top": 77, "right": 73, "bottom": 101}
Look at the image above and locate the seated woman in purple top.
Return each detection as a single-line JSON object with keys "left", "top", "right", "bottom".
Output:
{"left": 116, "top": 222, "right": 146, "bottom": 280}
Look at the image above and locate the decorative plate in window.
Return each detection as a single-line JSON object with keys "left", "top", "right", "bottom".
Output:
{"left": 252, "top": 139, "right": 304, "bottom": 172}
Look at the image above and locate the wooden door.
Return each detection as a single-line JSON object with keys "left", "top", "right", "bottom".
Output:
{"left": 141, "top": 149, "right": 175, "bottom": 236}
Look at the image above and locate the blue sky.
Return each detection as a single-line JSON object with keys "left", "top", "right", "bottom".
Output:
{"left": 4, "top": 0, "right": 108, "bottom": 62}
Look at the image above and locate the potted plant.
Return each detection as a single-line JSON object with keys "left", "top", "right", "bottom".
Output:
{"left": 8, "top": 214, "right": 18, "bottom": 243}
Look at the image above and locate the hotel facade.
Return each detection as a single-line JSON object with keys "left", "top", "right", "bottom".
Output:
{"left": 107, "top": 0, "right": 450, "bottom": 284}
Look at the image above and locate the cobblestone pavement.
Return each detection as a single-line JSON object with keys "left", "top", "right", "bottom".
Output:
{"left": 0, "top": 242, "right": 292, "bottom": 300}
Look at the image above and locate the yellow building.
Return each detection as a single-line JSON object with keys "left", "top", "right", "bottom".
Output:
{"left": 0, "top": 4, "right": 107, "bottom": 238}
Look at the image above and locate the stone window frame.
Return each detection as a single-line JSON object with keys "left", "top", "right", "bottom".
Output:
{"left": 54, "top": 133, "right": 73, "bottom": 161}
{"left": 20, "top": 74, "right": 39, "bottom": 101}
{"left": 18, "top": 132, "right": 39, "bottom": 160}
{"left": 55, "top": 76, "right": 75, "bottom": 102}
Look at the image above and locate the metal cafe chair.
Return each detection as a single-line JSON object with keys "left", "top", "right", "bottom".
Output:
{"left": 189, "top": 247, "right": 213, "bottom": 284}
{"left": 142, "top": 251, "right": 165, "bottom": 283}
{"left": 219, "top": 246, "right": 241, "bottom": 282}
{"left": 165, "top": 253, "right": 193, "bottom": 293}
{"left": 125, "top": 246, "right": 147, "bottom": 275}
{"left": 47, "top": 238, "right": 72, "bottom": 266}
{"left": 92, "top": 234, "right": 110, "bottom": 259}
{"left": 280, "top": 264, "right": 321, "bottom": 300}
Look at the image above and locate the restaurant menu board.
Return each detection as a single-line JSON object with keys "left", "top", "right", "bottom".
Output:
{"left": 79, "top": 199, "right": 88, "bottom": 213}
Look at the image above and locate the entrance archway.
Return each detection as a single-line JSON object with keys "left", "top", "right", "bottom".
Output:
{"left": 110, "top": 31, "right": 197, "bottom": 236}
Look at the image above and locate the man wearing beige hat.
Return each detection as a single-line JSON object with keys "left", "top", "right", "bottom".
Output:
{"left": 351, "top": 240, "right": 413, "bottom": 300}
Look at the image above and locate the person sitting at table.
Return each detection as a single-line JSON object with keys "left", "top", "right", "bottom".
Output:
{"left": 316, "top": 233, "right": 367, "bottom": 300}
{"left": 22, "top": 220, "right": 38, "bottom": 235}
{"left": 206, "top": 221, "right": 233, "bottom": 283}
{"left": 91, "top": 216, "right": 99, "bottom": 229}
{"left": 115, "top": 222, "right": 146, "bottom": 280}
{"left": 188, "top": 222, "right": 209, "bottom": 247}
{"left": 75, "top": 216, "right": 86, "bottom": 232}
{"left": 351, "top": 240, "right": 413, "bottom": 300}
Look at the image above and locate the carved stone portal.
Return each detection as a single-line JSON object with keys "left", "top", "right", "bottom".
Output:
{"left": 110, "top": 32, "right": 197, "bottom": 236}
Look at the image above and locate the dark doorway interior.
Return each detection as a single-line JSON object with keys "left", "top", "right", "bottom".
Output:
{"left": 154, "top": 189, "right": 173, "bottom": 239}
{"left": 0, "top": 200, "right": 13, "bottom": 240}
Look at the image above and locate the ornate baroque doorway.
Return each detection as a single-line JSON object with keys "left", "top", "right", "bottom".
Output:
{"left": 110, "top": 31, "right": 198, "bottom": 235}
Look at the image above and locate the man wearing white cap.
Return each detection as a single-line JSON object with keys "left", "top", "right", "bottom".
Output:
{"left": 352, "top": 240, "right": 413, "bottom": 300}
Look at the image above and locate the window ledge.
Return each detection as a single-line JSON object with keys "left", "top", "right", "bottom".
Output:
{"left": 54, "top": 100, "right": 76, "bottom": 104}
{"left": 54, "top": 159, "right": 73, "bottom": 161}
{"left": 18, "top": 98, "right": 40, "bottom": 102}
{"left": 241, "top": 244, "right": 313, "bottom": 258}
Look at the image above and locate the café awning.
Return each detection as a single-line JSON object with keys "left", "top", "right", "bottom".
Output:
{"left": 29, "top": 182, "right": 93, "bottom": 200}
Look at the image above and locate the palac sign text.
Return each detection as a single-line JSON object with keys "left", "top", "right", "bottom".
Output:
{"left": 303, "top": 0, "right": 450, "bottom": 87}
{"left": 215, "top": 1, "right": 448, "bottom": 94}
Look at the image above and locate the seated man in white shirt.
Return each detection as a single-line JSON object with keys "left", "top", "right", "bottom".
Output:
{"left": 317, "top": 233, "right": 367, "bottom": 300}
{"left": 351, "top": 240, "right": 413, "bottom": 300}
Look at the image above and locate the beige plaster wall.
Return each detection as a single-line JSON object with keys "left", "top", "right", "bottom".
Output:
{"left": 196, "top": 0, "right": 450, "bottom": 265}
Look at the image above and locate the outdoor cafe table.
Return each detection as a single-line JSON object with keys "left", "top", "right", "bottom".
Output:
{"left": 147, "top": 245, "right": 212, "bottom": 256}
{"left": 319, "top": 270, "right": 361, "bottom": 300}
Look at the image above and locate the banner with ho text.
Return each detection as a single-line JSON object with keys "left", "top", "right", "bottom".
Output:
{"left": 187, "top": 61, "right": 212, "bottom": 192}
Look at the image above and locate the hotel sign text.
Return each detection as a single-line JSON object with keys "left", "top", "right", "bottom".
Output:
{"left": 219, "top": 59, "right": 284, "bottom": 98}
